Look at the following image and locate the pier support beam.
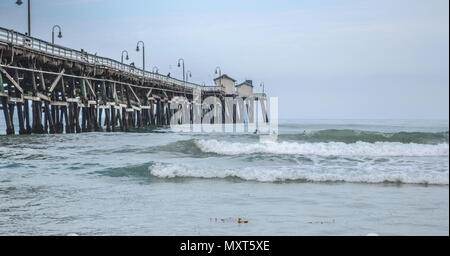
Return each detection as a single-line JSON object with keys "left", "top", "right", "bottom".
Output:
{"left": 13, "top": 70, "right": 26, "bottom": 135}
{"left": 110, "top": 106, "right": 116, "bottom": 132}
{"left": 31, "top": 72, "right": 44, "bottom": 134}
{"left": 0, "top": 73, "right": 14, "bottom": 135}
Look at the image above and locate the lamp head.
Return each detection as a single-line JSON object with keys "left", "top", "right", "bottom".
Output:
{"left": 177, "top": 62, "right": 181, "bottom": 67}
{"left": 57, "top": 32, "right": 62, "bottom": 38}
{"left": 136, "top": 46, "right": 140, "bottom": 52}
{"left": 126, "top": 55, "right": 129, "bottom": 61}
{"left": 16, "top": 0, "right": 23, "bottom": 6}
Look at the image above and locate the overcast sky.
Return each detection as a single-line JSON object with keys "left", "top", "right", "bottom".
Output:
{"left": 0, "top": 0, "right": 448, "bottom": 119}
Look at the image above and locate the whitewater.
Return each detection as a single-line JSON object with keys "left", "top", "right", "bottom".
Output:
{"left": 195, "top": 139, "right": 448, "bottom": 157}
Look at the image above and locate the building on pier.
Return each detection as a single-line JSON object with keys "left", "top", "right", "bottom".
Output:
{"left": 213, "top": 74, "right": 236, "bottom": 95}
{"left": 235, "top": 80, "right": 254, "bottom": 98}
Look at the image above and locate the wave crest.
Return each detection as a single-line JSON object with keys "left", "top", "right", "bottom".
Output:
{"left": 149, "top": 162, "right": 449, "bottom": 185}
{"left": 279, "top": 130, "right": 449, "bottom": 144}
{"left": 195, "top": 139, "right": 449, "bottom": 157}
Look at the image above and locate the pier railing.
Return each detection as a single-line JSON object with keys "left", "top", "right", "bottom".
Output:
{"left": 0, "top": 27, "right": 223, "bottom": 93}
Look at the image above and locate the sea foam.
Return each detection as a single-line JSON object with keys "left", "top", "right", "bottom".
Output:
{"left": 195, "top": 139, "right": 449, "bottom": 157}
{"left": 149, "top": 162, "right": 449, "bottom": 185}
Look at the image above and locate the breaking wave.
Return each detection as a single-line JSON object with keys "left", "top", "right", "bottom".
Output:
{"left": 195, "top": 139, "right": 449, "bottom": 157}
{"left": 145, "top": 129, "right": 449, "bottom": 185}
{"left": 148, "top": 162, "right": 449, "bottom": 185}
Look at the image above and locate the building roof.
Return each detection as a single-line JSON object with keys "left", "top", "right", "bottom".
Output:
{"left": 236, "top": 81, "right": 254, "bottom": 88}
{"left": 213, "top": 74, "right": 236, "bottom": 82}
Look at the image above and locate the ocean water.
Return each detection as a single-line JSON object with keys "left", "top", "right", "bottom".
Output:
{"left": 0, "top": 119, "right": 448, "bottom": 235}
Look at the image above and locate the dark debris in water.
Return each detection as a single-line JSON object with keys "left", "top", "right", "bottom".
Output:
{"left": 210, "top": 217, "right": 249, "bottom": 224}
{"left": 307, "top": 219, "right": 336, "bottom": 225}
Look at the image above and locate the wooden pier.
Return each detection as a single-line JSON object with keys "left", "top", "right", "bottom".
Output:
{"left": 0, "top": 27, "right": 264, "bottom": 135}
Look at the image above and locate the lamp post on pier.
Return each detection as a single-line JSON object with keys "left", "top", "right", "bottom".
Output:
{"left": 260, "top": 82, "right": 265, "bottom": 94}
{"left": 136, "top": 41, "right": 145, "bottom": 82}
{"left": 121, "top": 50, "right": 129, "bottom": 64}
{"left": 152, "top": 66, "right": 159, "bottom": 74}
{"left": 52, "top": 25, "right": 62, "bottom": 44}
{"left": 177, "top": 58, "right": 185, "bottom": 83}
{"left": 186, "top": 71, "right": 192, "bottom": 82}
{"left": 215, "top": 66, "right": 221, "bottom": 77}
{"left": 15, "top": 0, "right": 31, "bottom": 36}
